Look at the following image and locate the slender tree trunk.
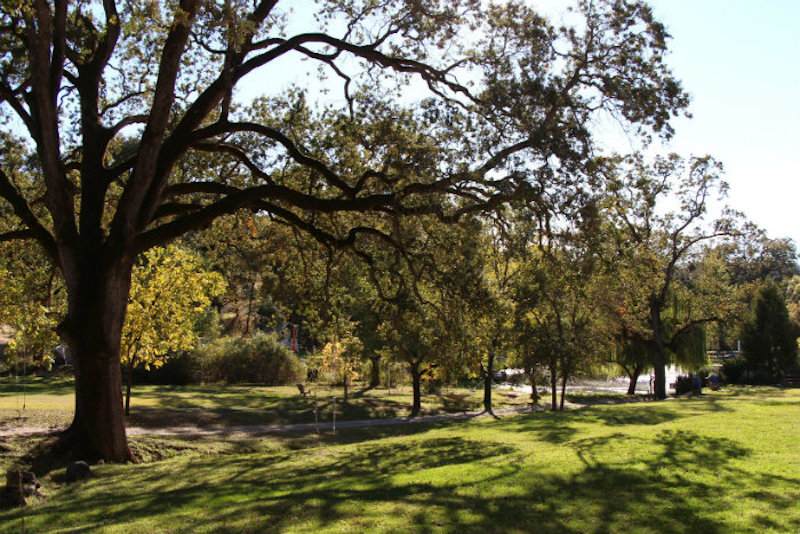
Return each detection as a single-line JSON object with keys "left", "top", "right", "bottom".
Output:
{"left": 343, "top": 373, "right": 349, "bottom": 402}
{"left": 59, "top": 258, "right": 133, "bottom": 462}
{"left": 650, "top": 300, "right": 668, "bottom": 400}
{"left": 483, "top": 352, "right": 495, "bottom": 414}
{"left": 369, "top": 355, "right": 381, "bottom": 388}
{"left": 528, "top": 369, "right": 539, "bottom": 405}
{"left": 125, "top": 359, "right": 134, "bottom": 416}
{"left": 550, "top": 358, "right": 558, "bottom": 411}
{"left": 627, "top": 364, "right": 643, "bottom": 395}
{"left": 243, "top": 276, "right": 256, "bottom": 336}
{"left": 559, "top": 371, "right": 568, "bottom": 411}
{"left": 653, "top": 346, "right": 667, "bottom": 399}
{"left": 410, "top": 362, "right": 422, "bottom": 418}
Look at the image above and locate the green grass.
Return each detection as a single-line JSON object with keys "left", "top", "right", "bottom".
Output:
{"left": 0, "top": 376, "right": 529, "bottom": 431}
{"left": 1, "top": 386, "right": 798, "bottom": 533}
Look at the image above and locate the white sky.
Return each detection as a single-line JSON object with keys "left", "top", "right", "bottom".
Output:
{"left": 644, "top": 0, "right": 800, "bottom": 243}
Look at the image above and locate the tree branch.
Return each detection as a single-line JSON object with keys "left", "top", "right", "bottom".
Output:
{"left": 0, "top": 168, "right": 58, "bottom": 259}
{"left": 0, "top": 229, "right": 35, "bottom": 242}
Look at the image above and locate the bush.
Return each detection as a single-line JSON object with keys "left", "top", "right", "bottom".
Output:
{"left": 423, "top": 377, "right": 443, "bottom": 395}
{"left": 721, "top": 356, "right": 747, "bottom": 384}
{"left": 674, "top": 375, "right": 693, "bottom": 395}
{"left": 721, "top": 355, "right": 786, "bottom": 385}
{"left": 507, "top": 371, "right": 529, "bottom": 387}
{"left": 194, "top": 333, "right": 305, "bottom": 385}
{"left": 135, "top": 351, "right": 200, "bottom": 385}
{"left": 674, "top": 375, "right": 704, "bottom": 395}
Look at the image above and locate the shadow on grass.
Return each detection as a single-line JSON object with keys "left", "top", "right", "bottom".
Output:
{"left": 435, "top": 391, "right": 480, "bottom": 412}
{"left": 126, "top": 391, "right": 412, "bottom": 428}
{"left": 125, "top": 384, "right": 519, "bottom": 429}
{"left": 3, "top": 428, "right": 798, "bottom": 533}
{"left": 498, "top": 406, "right": 678, "bottom": 444}
{"left": 493, "top": 397, "right": 738, "bottom": 447}
{"left": 565, "top": 393, "right": 653, "bottom": 405}
{"left": 0, "top": 375, "right": 74, "bottom": 397}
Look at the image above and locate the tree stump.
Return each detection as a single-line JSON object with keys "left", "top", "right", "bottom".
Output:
{"left": 4, "top": 469, "right": 41, "bottom": 507}
{"left": 65, "top": 461, "right": 92, "bottom": 483}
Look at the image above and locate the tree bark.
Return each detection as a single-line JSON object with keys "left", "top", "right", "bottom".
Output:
{"left": 651, "top": 300, "right": 667, "bottom": 400}
{"left": 528, "top": 369, "right": 539, "bottom": 405}
{"left": 243, "top": 276, "right": 256, "bottom": 336}
{"left": 125, "top": 359, "right": 134, "bottom": 416}
{"left": 653, "top": 346, "right": 667, "bottom": 399}
{"left": 369, "top": 355, "right": 381, "bottom": 388}
{"left": 410, "top": 362, "right": 422, "bottom": 418}
{"left": 627, "top": 364, "right": 643, "bottom": 395}
{"left": 483, "top": 352, "right": 495, "bottom": 414}
{"left": 559, "top": 371, "right": 568, "bottom": 411}
{"left": 550, "top": 358, "right": 558, "bottom": 411}
{"left": 59, "top": 259, "right": 133, "bottom": 463}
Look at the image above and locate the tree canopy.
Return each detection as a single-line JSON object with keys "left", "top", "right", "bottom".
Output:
{"left": 0, "top": 0, "right": 693, "bottom": 460}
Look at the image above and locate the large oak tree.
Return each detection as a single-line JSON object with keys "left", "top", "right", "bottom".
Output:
{"left": 0, "top": 0, "right": 687, "bottom": 460}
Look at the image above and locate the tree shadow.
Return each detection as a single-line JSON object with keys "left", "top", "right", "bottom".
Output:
{"left": 496, "top": 405, "right": 682, "bottom": 445}
{"left": 126, "top": 392, "right": 413, "bottom": 429}
{"left": 0, "top": 375, "right": 74, "bottom": 397}
{"left": 4, "top": 426, "right": 797, "bottom": 533}
{"left": 435, "top": 391, "right": 479, "bottom": 412}
{"left": 566, "top": 393, "right": 652, "bottom": 405}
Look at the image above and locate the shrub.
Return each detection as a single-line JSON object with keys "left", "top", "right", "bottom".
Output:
{"left": 135, "top": 351, "right": 200, "bottom": 385}
{"left": 507, "top": 371, "right": 529, "bottom": 387}
{"left": 721, "top": 355, "right": 786, "bottom": 385}
{"left": 674, "top": 375, "right": 696, "bottom": 395}
{"left": 423, "top": 376, "right": 443, "bottom": 395}
{"left": 194, "top": 333, "right": 305, "bottom": 385}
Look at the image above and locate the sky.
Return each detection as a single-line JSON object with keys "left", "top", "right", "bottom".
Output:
{"left": 639, "top": 0, "right": 800, "bottom": 243}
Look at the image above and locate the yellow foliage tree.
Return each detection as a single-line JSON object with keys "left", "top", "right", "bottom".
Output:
{"left": 319, "top": 322, "right": 362, "bottom": 402}
{"left": 0, "top": 243, "right": 63, "bottom": 370}
{"left": 122, "top": 245, "right": 226, "bottom": 415}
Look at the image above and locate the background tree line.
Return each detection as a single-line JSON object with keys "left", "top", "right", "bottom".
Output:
{"left": 4, "top": 151, "right": 798, "bottom": 420}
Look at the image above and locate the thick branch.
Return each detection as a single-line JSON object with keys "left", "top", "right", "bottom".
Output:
{"left": 0, "top": 169, "right": 58, "bottom": 259}
{"left": 109, "top": 0, "right": 200, "bottom": 245}
{"left": 0, "top": 229, "right": 35, "bottom": 242}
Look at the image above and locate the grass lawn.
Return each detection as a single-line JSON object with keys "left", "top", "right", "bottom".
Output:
{"left": 0, "top": 385, "right": 798, "bottom": 533}
{"left": 0, "top": 376, "right": 529, "bottom": 473}
{"left": 0, "top": 376, "right": 529, "bottom": 432}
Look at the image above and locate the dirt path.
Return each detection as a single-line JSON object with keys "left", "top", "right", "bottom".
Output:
{"left": 0, "top": 404, "right": 552, "bottom": 440}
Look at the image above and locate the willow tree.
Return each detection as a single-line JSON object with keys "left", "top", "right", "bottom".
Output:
{"left": 0, "top": 0, "right": 687, "bottom": 460}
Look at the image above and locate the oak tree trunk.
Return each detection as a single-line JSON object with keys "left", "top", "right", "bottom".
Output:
{"left": 369, "top": 355, "right": 381, "bottom": 388}
{"left": 60, "top": 258, "right": 133, "bottom": 462}
{"left": 550, "top": 358, "right": 558, "bottom": 411}
{"left": 559, "top": 372, "right": 568, "bottom": 411}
